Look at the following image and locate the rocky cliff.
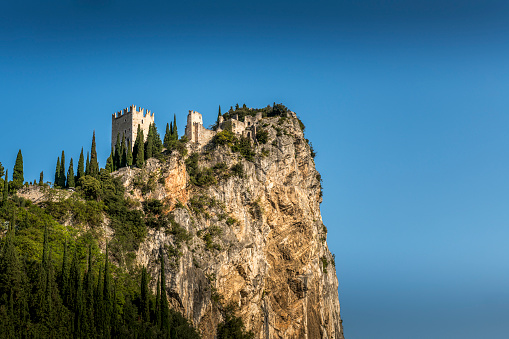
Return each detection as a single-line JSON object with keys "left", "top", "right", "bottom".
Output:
{"left": 114, "top": 114, "right": 344, "bottom": 339}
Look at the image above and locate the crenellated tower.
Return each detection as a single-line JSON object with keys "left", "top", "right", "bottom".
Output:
{"left": 111, "top": 105, "right": 155, "bottom": 150}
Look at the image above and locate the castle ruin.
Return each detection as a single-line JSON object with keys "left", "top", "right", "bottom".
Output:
{"left": 111, "top": 105, "right": 155, "bottom": 150}
{"left": 184, "top": 110, "right": 263, "bottom": 148}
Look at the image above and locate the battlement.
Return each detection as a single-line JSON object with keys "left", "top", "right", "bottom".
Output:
{"left": 111, "top": 104, "right": 155, "bottom": 150}
{"left": 112, "top": 105, "right": 155, "bottom": 120}
{"left": 185, "top": 108, "right": 262, "bottom": 148}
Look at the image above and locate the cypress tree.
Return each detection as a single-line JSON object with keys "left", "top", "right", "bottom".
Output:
{"left": 145, "top": 123, "right": 155, "bottom": 160}
{"left": 55, "top": 157, "right": 61, "bottom": 187}
{"left": 126, "top": 141, "right": 133, "bottom": 167}
{"left": 164, "top": 122, "right": 171, "bottom": 148}
{"left": 76, "top": 148, "right": 85, "bottom": 183}
{"left": 67, "top": 158, "right": 75, "bottom": 188}
{"left": 140, "top": 266, "right": 149, "bottom": 322}
{"left": 2, "top": 170, "right": 8, "bottom": 204}
{"left": 0, "top": 163, "right": 3, "bottom": 199}
{"left": 83, "top": 245, "right": 95, "bottom": 338}
{"left": 153, "top": 123, "right": 163, "bottom": 155}
{"left": 70, "top": 249, "right": 83, "bottom": 336}
{"left": 60, "top": 150, "right": 66, "bottom": 188}
{"left": 172, "top": 114, "right": 178, "bottom": 140}
{"left": 39, "top": 171, "right": 44, "bottom": 185}
{"left": 120, "top": 134, "right": 127, "bottom": 168}
{"left": 89, "top": 131, "right": 100, "bottom": 178}
{"left": 133, "top": 125, "right": 144, "bottom": 168}
{"left": 12, "top": 149, "right": 24, "bottom": 189}
{"left": 160, "top": 247, "right": 169, "bottom": 333}
{"left": 105, "top": 151, "right": 114, "bottom": 174}
{"left": 103, "top": 244, "right": 111, "bottom": 338}
{"left": 60, "top": 239, "right": 70, "bottom": 307}
{"left": 85, "top": 152, "right": 90, "bottom": 176}
{"left": 114, "top": 133, "right": 122, "bottom": 171}
{"left": 155, "top": 277, "right": 160, "bottom": 327}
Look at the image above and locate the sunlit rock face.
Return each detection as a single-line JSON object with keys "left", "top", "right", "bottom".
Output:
{"left": 118, "top": 115, "right": 344, "bottom": 339}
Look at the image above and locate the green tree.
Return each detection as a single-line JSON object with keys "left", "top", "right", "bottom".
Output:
{"left": 102, "top": 244, "right": 112, "bottom": 338}
{"left": 76, "top": 148, "right": 85, "bottom": 184}
{"left": 120, "top": 134, "right": 127, "bottom": 168}
{"left": 126, "top": 141, "right": 133, "bottom": 167}
{"left": 85, "top": 152, "right": 90, "bottom": 176}
{"left": 159, "top": 247, "right": 169, "bottom": 333}
{"left": 12, "top": 149, "right": 24, "bottom": 189}
{"left": 140, "top": 266, "right": 150, "bottom": 322}
{"left": 153, "top": 123, "right": 163, "bottom": 155}
{"left": 0, "top": 225, "right": 28, "bottom": 335}
{"left": 105, "top": 151, "right": 114, "bottom": 174}
{"left": 216, "top": 304, "right": 254, "bottom": 339}
{"left": 164, "top": 123, "right": 171, "bottom": 148}
{"left": 145, "top": 124, "right": 155, "bottom": 160}
{"left": 55, "top": 157, "right": 61, "bottom": 187}
{"left": 133, "top": 126, "right": 144, "bottom": 168}
{"left": 114, "top": 133, "right": 122, "bottom": 171}
{"left": 39, "top": 171, "right": 44, "bottom": 185}
{"left": 0, "top": 163, "right": 4, "bottom": 198}
{"left": 60, "top": 150, "right": 66, "bottom": 188}
{"left": 2, "top": 170, "right": 8, "bottom": 204}
{"left": 67, "top": 158, "right": 75, "bottom": 188}
{"left": 172, "top": 114, "right": 178, "bottom": 140}
{"left": 89, "top": 131, "right": 100, "bottom": 178}
{"left": 60, "top": 240, "right": 70, "bottom": 306}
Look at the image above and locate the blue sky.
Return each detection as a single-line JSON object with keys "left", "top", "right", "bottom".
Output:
{"left": 2, "top": 1, "right": 509, "bottom": 337}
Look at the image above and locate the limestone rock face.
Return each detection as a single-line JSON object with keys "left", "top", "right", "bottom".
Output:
{"left": 118, "top": 115, "right": 344, "bottom": 339}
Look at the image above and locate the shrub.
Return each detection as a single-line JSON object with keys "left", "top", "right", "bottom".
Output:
{"left": 230, "top": 163, "right": 244, "bottom": 178}
{"left": 255, "top": 129, "right": 269, "bottom": 144}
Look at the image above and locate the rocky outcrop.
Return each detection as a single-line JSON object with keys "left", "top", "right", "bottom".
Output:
{"left": 117, "top": 115, "right": 344, "bottom": 339}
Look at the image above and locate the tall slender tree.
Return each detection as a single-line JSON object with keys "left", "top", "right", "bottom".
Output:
{"left": 133, "top": 125, "right": 144, "bottom": 168}
{"left": 60, "top": 150, "right": 66, "bottom": 188}
{"left": 153, "top": 123, "right": 163, "bottom": 155}
{"left": 120, "top": 134, "right": 127, "bottom": 168}
{"left": 39, "top": 171, "right": 44, "bottom": 185}
{"left": 2, "top": 170, "right": 8, "bottom": 203}
{"left": 76, "top": 148, "right": 85, "bottom": 183}
{"left": 102, "top": 244, "right": 111, "bottom": 338}
{"left": 89, "top": 131, "right": 99, "bottom": 178}
{"left": 172, "top": 114, "right": 178, "bottom": 140}
{"left": 114, "top": 133, "right": 122, "bottom": 171}
{"left": 12, "top": 149, "right": 24, "bottom": 189}
{"left": 55, "top": 157, "right": 61, "bottom": 187}
{"left": 126, "top": 142, "right": 133, "bottom": 167}
{"left": 67, "top": 158, "right": 75, "bottom": 188}
{"left": 85, "top": 152, "right": 90, "bottom": 176}
{"left": 159, "top": 247, "right": 169, "bottom": 333}
{"left": 140, "top": 266, "right": 149, "bottom": 322}
{"left": 164, "top": 122, "right": 171, "bottom": 148}
{"left": 105, "top": 151, "right": 114, "bottom": 174}
{"left": 145, "top": 123, "right": 155, "bottom": 160}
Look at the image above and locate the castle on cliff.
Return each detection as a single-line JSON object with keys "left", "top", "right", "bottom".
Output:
{"left": 112, "top": 105, "right": 277, "bottom": 150}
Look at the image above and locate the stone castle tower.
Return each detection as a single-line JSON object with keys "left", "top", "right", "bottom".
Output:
{"left": 112, "top": 105, "right": 155, "bottom": 150}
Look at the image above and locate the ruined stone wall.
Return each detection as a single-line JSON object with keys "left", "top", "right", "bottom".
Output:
{"left": 185, "top": 110, "right": 217, "bottom": 148}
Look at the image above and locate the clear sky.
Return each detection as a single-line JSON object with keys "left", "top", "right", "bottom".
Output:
{"left": 2, "top": 1, "right": 509, "bottom": 338}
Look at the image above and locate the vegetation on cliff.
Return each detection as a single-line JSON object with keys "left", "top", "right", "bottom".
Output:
{"left": 0, "top": 103, "right": 338, "bottom": 338}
